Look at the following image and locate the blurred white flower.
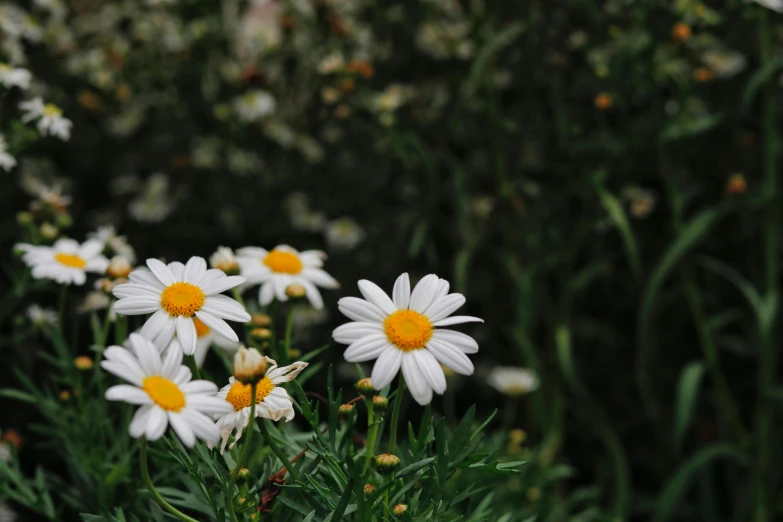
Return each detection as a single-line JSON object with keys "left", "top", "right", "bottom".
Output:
{"left": 78, "top": 291, "right": 111, "bottom": 314}
{"left": 26, "top": 304, "right": 57, "bottom": 326}
{"left": 234, "top": 90, "right": 276, "bottom": 122}
{"left": 317, "top": 52, "right": 345, "bottom": 74}
{"left": 236, "top": 0, "right": 282, "bottom": 62}
{"left": 15, "top": 238, "right": 109, "bottom": 286}
{"left": 89, "top": 226, "right": 136, "bottom": 264}
{"left": 487, "top": 367, "right": 539, "bottom": 396}
{"left": 128, "top": 173, "right": 174, "bottom": 223}
{"left": 19, "top": 97, "right": 72, "bottom": 140}
{"left": 0, "top": 63, "right": 30, "bottom": 89}
{"left": 703, "top": 50, "right": 746, "bottom": 78}
{"left": 325, "top": 217, "right": 365, "bottom": 251}
{"left": 751, "top": 0, "right": 783, "bottom": 12}
{"left": 210, "top": 246, "right": 240, "bottom": 274}
{"left": 0, "top": 501, "right": 15, "bottom": 522}
{"left": 0, "top": 136, "right": 16, "bottom": 172}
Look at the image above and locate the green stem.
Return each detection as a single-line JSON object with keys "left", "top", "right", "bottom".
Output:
{"left": 363, "top": 400, "right": 377, "bottom": 474}
{"left": 226, "top": 383, "right": 256, "bottom": 522}
{"left": 258, "top": 418, "right": 299, "bottom": 481}
{"left": 57, "top": 285, "right": 67, "bottom": 331}
{"left": 140, "top": 440, "right": 199, "bottom": 522}
{"left": 389, "top": 375, "right": 406, "bottom": 455}
{"left": 186, "top": 355, "right": 201, "bottom": 380}
{"left": 281, "top": 305, "right": 295, "bottom": 365}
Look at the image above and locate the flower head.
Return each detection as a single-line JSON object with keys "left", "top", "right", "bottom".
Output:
{"left": 89, "top": 226, "right": 136, "bottom": 264}
{"left": 233, "top": 346, "right": 268, "bottom": 384}
{"left": 0, "top": 135, "right": 16, "bottom": 172}
{"left": 214, "top": 357, "right": 308, "bottom": 452}
{"left": 236, "top": 245, "right": 339, "bottom": 310}
{"left": 15, "top": 238, "right": 109, "bottom": 285}
{"left": 19, "top": 97, "right": 72, "bottom": 140}
{"left": 26, "top": 304, "right": 57, "bottom": 327}
{"left": 325, "top": 217, "right": 365, "bottom": 251}
{"left": 112, "top": 256, "right": 250, "bottom": 354}
{"left": 210, "top": 246, "right": 240, "bottom": 275}
{"left": 487, "top": 367, "right": 539, "bottom": 396}
{"left": 333, "top": 273, "right": 482, "bottom": 405}
{"left": 0, "top": 63, "right": 30, "bottom": 89}
{"left": 101, "top": 333, "right": 232, "bottom": 447}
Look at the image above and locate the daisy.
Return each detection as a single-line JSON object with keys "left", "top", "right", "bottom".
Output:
{"left": 213, "top": 357, "right": 308, "bottom": 452}
{"left": 236, "top": 245, "right": 338, "bottom": 309}
{"left": 234, "top": 90, "right": 276, "bottom": 122}
{"left": 15, "top": 238, "right": 109, "bottom": 285}
{"left": 325, "top": 217, "right": 365, "bottom": 251}
{"left": 25, "top": 304, "right": 57, "bottom": 326}
{"left": 19, "top": 97, "right": 72, "bottom": 140}
{"left": 332, "top": 273, "right": 482, "bottom": 405}
{"left": 0, "top": 63, "right": 30, "bottom": 89}
{"left": 102, "top": 333, "right": 232, "bottom": 447}
{"left": 166, "top": 316, "right": 239, "bottom": 367}
{"left": 0, "top": 135, "right": 16, "bottom": 172}
{"left": 112, "top": 256, "right": 251, "bottom": 355}
{"left": 487, "top": 367, "right": 539, "bottom": 395}
{"left": 209, "top": 246, "right": 239, "bottom": 274}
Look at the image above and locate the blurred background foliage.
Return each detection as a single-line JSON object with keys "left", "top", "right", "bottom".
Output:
{"left": 1, "top": 0, "right": 782, "bottom": 520}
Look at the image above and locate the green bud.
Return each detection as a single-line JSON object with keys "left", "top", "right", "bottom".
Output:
{"left": 372, "top": 395, "right": 389, "bottom": 411}
{"left": 391, "top": 504, "right": 408, "bottom": 516}
{"left": 355, "top": 378, "right": 374, "bottom": 395}
{"left": 363, "top": 483, "right": 376, "bottom": 497}
{"left": 338, "top": 403, "right": 356, "bottom": 420}
{"left": 374, "top": 453, "right": 400, "bottom": 473}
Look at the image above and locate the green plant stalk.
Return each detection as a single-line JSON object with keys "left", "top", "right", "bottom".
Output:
{"left": 226, "top": 383, "right": 256, "bottom": 522}
{"left": 755, "top": 8, "right": 779, "bottom": 522}
{"left": 281, "top": 304, "right": 295, "bottom": 365}
{"left": 57, "top": 285, "right": 67, "bottom": 331}
{"left": 140, "top": 440, "right": 199, "bottom": 522}
{"left": 363, "top": 400, "right": 377, "bottom": 474}
{"left": 186, "top": 355, "right": 201, "bottom": 380}
{"left": 258, "top": 418, "right": 300, "bottom": 482}
{"left": 389, "top": 375, "right": 406, "bottom": 455}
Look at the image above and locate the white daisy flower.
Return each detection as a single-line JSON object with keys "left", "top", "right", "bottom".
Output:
{"left": 0, "top": 135, "right": 16, "bottom": 172}
{"left": 26, "top": 304, "right": 57, "bottom": 326}
{"left": 88, "top": 225, "right": 136, "bottom": 264}
{"left": 234, "top": 90, "right": 276, "bottom": 122}
{"left": 236, "top": 245, "right": 339, "bottom": 310}
{"left": 102, "top": 333, "right": 232, "bottom": 447}
{"left": 15, "top": 238, "right": 109, "bottom": 285}
{"left": 19, "top": 97, "right": 72, "bottom": 140}
{"left": 0, "top": 63, "right": 30, "bottom": 89}
{"left": 112, "top": 257, "right": 251, "bottom": 355}
{"left": 213, "top": 357, "right": 308, "bottom": 453}
{"left": 209, "top": 246, "right": 239, "bottom": 274}
{"left": 487, "top": 367, "right": 539, "bottom": 395}
{"left": 332, "top": 273, "right": 483, "bottom": 405}
{"left": 325, "top": 217, "right": 365, "bottom": 251}
{"left": 166, "top": 316, "right": 239, "bottom": 368}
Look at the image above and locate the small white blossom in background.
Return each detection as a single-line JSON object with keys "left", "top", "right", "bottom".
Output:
{"left": 317, "top": 52, "right": 345, "bottom": 74}
{"left": 19, "top": 97, "right": 72, "bottom": 140}
{"left": 128, "top": 173, "right": 175, "bottom": 223}
{"left": 750, "top": 0, "right": 783, "bottom": 12}
{"left": 325, "top": 217, "right": 365, "bottom": 251}
{"left": 0, "top": 63, "right": 30, "bottom": 89}
{"left": 210, "top": 246, "right": 240, "bottom": 274}
{"left": 26, "top": 304, "right": 57, "bottom": 327}
{"left": 0, "top": 135, "right": 16, "bottom": 172}
{"left": 234, "top": 90, "right": 276, "bottom": 122}
{"left": 487, "top": 367, "right": 539, "bottom": 396}
{"left": 88, "top": 226, "right": 136, "bottom": 264}
{"left": 703, "top": 50, "right": 746, "bottom": 78}
{"left": 15, "top": 239, "right": 109, "bottom": 285}
{"left": 0, "top": 502, "right": 15, "bottom": 522}
{"left": 78, "top": 291, "right": 111, "bottom": 315}
{"left": 236, "top": 0, "right": 283, "bottom": 62}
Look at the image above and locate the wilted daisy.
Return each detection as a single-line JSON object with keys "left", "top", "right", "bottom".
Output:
{"left": 19, "top": 97, "right": 72, "bottom": 140}
{"left": 0, "top": 63, "right": 30, "bottom": 89}
{"left": 102, "top": 334, "right": 232, "bottom": 447}
{"left": 112, "top": 257, "right": 250, "bottom": 354}
{"left": 236, "top": 245, "right": 338, "bottom": 309}
{"left": 332, "top": 273, "right": 482, "bottom": 405}
{"left": 0, "top": 136, "right": 16, "bottom": 172}
{"left": 166, "top": 317, "right": 239, "bottom": 367}
{"left": 213, "top": 356, "right": 308, "bottom": 452}
{"left": 15, "top": 238, "right": 109, "bottom": 285}
{"left": 26, "top": 304, "right": 57, "bottom": 327}
{"left": 487, "top": 367, "right": 539, "bottom": 395}
{"left": 234, "top": 90, "right": 276, "bottom": 122}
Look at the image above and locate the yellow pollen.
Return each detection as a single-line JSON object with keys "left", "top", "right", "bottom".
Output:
{"left": 55, "top": 252, "right": 87, "bottom": 269}
{"left": 383, "top": 310, "right": 433, "bottom": 351}
{"left": 263, "top": 250, "right": 303, "bottom": 274}
{"left": 142, "top": 376, "right": 185, "bottom": 412}
{"left": 194, "top": 317, "right": 211, "bottom": 337}
{"left": 43, "top": 104, "right": 62, "bottom": 117}
{"left": 160, "top": 282, "right": 206, "bottom": 317}
{"left": 225, "top": 377, "right": 275, "bottom": 411}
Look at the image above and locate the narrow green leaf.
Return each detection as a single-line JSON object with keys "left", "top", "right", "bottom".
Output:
{"left": 673, "top": 361, "right": 705, "bottom": 451}
{"left": 593, "top": 178, "right": 641, "bottom": 279}
{"left": 395, "top": 457, "right": 435, "bottom": 479}
{"left": 741, "top": 58, "right": 783, "bottom": 112}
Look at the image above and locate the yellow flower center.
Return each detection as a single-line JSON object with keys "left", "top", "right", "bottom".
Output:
{"left": 225, "top": 377, "right": 275, "bottom": 411}
{"left": 194, "top": 317, "right": 211, "bottom": 337}
{"left": 43, "top": 104, "right": 62, "bottom": 117}
{"left": 383, "top": 309, "right": 433, "bottom": 351}
{"left": 160, "top": 282, "right": 206, "bottom": 317}
{"left": 263, "top": 250, "right": 303, "bottom": 274}
{"left": 55, "top": 252, "right": 87, "bottom": 269}
{"left": 142, "top": 376, "right": 185, "bottom": 412}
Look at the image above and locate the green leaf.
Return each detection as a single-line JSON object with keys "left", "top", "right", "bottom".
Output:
{"left": 461, "top": 458, "right": 526, "bottom": 474}
{"left": 324, "top": 478, "right": 354, "bottom": 522}
{"left": 593, "top": 176, "right": 641, "bottom": 279}
{"left": 653, "top": 444, "right": 746, "bottom": 522}
{"left": 673, "top": 361, "right": 705, "bottom": 451}
{"left": 741, "top": 58, "right": 783, "bottom": 112}
{"left": 659, "top": 114, "right": 724, "bottom": 143}
{"left": 0, "top": 389, "right": 38, "bottom": 404}
{"left": 395, "top": 457, "right": 435, "bottom": 479}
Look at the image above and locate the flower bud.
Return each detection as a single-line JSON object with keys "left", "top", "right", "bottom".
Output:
{"left": 233, "top": 346, "right": 268, "bottom": 384}
{"left": 285, "top": 283, "right": 307, "bottom": 299}
{"left": 251, "top": 313, "right": 272, "bottom": 327}
{"left": 374, "top": 453, "right": 400, "bottom": 473}
{"left": 16, "top": 211, "right": 33, "bottom": 226}
{"left": 237, "top": 468, "right": 250, "bottom": 481}
{"left": 355, "top": 378, "right": 374, "bottom": 395}
{"left": 338, "top": 403, "right": 356, "bottom": 420}
{"left": 55, "top": 213, "right": 73, "bottom": 229}
{"left": 59, "top": 390, "right": 70, "bottom": 401}
{"left": 509, "top": 429, "right": 527, "bottom": 445}
{"left": 40, "top": 223, "right": 58, "bottom": 240}
{"left": 210, "top": 246, "right": 240, "bottom": 275}
{"left": 372, "top": 395, "right": 389, "bottom": 411}
{"left": 250, "top": 327, "right": 272, "bottom": 346}
{"left": 363, "top": 484, "right": 376, "bottom": 498}
{"left": 391, "top": 504, "right": 408, "bottom": 516}
{"left": 107, "top": 255, "right": 132, "bottom": 278}
{"left": 74, "top": 356, "right": 93, "bottom": 370}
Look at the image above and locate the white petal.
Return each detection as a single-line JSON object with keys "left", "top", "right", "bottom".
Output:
{"left": 301, "top": 267, "right": 338, "bottom": 288}
{"left": 358, "top": 280, "right": 396, "bottom": 315}
{"left": 145, "top": 407, "right": 169, "bottom": 440}
{"left": 168, "top": 262, "right": 185, "bottom": 281}
{"left": 402, "top": 354, "right": 433, "bottom": 405}
{"left": 409, "top": 274, "right": 439, "bottom": 312}
{"left": 426, "top": 338, "right": 474, "bottom": 375}
{"left": 128, "top": 269, "right": 165, "bottom": 289}
{"left": 344, "top": 334, "right": 391, "bottom": 363}
{"left": 181, "top": 380, "right": 219, "bottom": 395}
{"left": 181, "top": 409, "right": 221, "bottom": 443}
{"left": 173, "top": 366, "right": 192, "bottom": 385}
{"left": 101, "top": 361, "right": 144, "bottom": 387}
{"left": 332, "top": 321, "right": 384, "bottom": 344}
{"left": 259, "top": 281, "right": 275, "bottom": 305}
{"left": 338, "top": 297, "right": 386, "bottom": 323}
{"left": 146, "top": 258, "right": 176, "bottom": 286}
{"left": 168, "top": 412, "right": 195, "bottom": 448}
{"left": 236, "top": 246, "right": 268, "bottom": 258}
{"left": 53, "top": 238, "right": 79, "bottom": 253}
{"left": 431, "top": 329, "right": 479, "bottom": 354}
{"left": 392, "top": 273, "right": 410, "bottom": 309}
{"left": 161, "top": 339, "right": 183, "bottom": 378}
{"left": 201, "top": 275, "right": 246, "bottom": 295}
{"left": 273, "top": 277, "right": 289, "bottom": 302}
{"left": 176, "top": 316, "right": 197, "bottom": 355}
{"left": 201, "top": 294, "right": 251, "bottom": 322}
{"left": 130, "top": 333, "right": 162, "bottom": 376}
{"left": 266, "top": 361, "right": 308, "bottom": 384}
{"left": 413, "top": 349, "right": 446, "bottom": 394}
{"left": 113, "top": 297, "right": 160, "bottom": 315}
{"left": 183, "top": 256, "right": 207, "bottom": 284}
{"left": 431, "top": 279, "right": 450, "bottom": 302}
{"left": 129, "top": 405, "right": 154, "bottom": 438}
{"left": 78, "top": 239, "right": 104, "bottom": 259}
{"left": 195, "top": 311, "right": 238, "bottom": 343}
{"left": 140, "top": 309, "right": 169, "bottom": 343}
{"left": 424, "top": 294, "right": 466, "bottom": 323}
{"left": 113, "top": 283, "right": 161, "bottom": 299}
{"left": 370, "top": 347, "right": 403, "bottom": 389}
{"left": 298, "top": 278, "right": 324, "bottom": 310}
{"left": 432, "top": 316, "right": 484, "bottom": 327}
{"left": 153, "top": 316, "right": 177, "bottom": 351}
{"left": 105, "top": 385, "right": 152, "bottom": 405}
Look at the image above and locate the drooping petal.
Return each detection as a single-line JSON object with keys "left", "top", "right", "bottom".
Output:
{"left": 201, "top": 294, "right": 251, "bottom": 322}
{"left": 140, "top": 309, "right": 169, "bottom": 343}
{"left": 181, "top": 409, "right": 221, "bottom": 443}
{"left": 129, "top": 404, "right": 154, "bottom": 438}
{"left": 402, "top": 354, "right": 433, "bottom": 405}
{"left": 370, "top": 347, "right": 403, "bottom": 389}
{"left": 176, "top": 316, "right": 197, "bottom": 355}
{"left": 426, "top": 338, "right": 474, "bottom": 375}
{"left": 413, "top": 349, "right": 447, "bottom": 394}
{"left": 145, "top": 407, "right": 169, "bottom": 440}
{"left": 195, "top": 311, "right": 239, "bottom": 343}
{"left": 168, "top": 412, "right": 195, "bottom": 448}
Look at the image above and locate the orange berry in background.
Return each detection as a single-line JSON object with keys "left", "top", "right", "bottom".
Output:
{"left": 594, "top": 93, "right": 614, "bottom": 110}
